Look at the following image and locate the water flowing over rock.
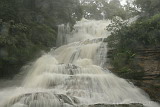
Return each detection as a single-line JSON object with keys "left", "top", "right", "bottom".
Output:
{"left": 0, "top": 19, "right": 160, "bottom": 107}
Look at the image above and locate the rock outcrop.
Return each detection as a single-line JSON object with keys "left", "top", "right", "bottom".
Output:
{"left": 134, "top": 48, "right": 160, "bottom": 102}
{"left": 108, "top": 47, "right": 160, "bottom": 103}
{"left": 4, "top": 91, "right": 144, "bottom": 107}
{"left": 86, "top": 103, "right": 143, "bottom": 107}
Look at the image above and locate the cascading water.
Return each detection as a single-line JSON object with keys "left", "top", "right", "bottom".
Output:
{"left": 0, "top": 18, "right": 159, "bottom": 107}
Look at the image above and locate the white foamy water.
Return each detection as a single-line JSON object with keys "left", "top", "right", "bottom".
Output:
{"left": 0, "top": 19, "right": 159, "bottom": 107}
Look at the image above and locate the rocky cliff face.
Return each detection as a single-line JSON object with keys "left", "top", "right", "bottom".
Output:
{"left": 134, "top": 48, "right": 160, "bottom": 102}
{"left": 108, "top": 47, "right": 160, "bottom": 103}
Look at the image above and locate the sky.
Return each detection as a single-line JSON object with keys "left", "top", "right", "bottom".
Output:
{"left": 120, "top": 0, "right": 127, "bottom": 5}
{"left": 80, "top": 0, "right": 129, "bottom": 6}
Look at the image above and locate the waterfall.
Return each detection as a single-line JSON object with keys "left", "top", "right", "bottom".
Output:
{"left": 0, "top": 18, "right": 159, "bottom": 107}
{"left": 56, "top": 24, "right": 71, "bottom": 47}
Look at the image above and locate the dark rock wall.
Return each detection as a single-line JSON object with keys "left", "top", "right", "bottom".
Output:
{"left": 134, "top": 48, "right": 160, "bottom": 102}
{"left": 108, "top": 48, "right": 160, "bottom": 103}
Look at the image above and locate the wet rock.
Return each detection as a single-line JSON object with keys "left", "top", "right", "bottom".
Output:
{"left": 58, "top": 94, "right": 74, "bottom": 105}
{"left": 65, "top": 64, "right": 80, "bottom": 75}
{"left": 86, "top": 103, "right": 144, "bottom": 107}
{"left": 103, "top": 38, "right": 108, "bottom": 42}
{"left": 4, "top": 92, "right": 77, "bottom": 107}
{"left": 71, "top": 97, "right": 80, "bottom": 104}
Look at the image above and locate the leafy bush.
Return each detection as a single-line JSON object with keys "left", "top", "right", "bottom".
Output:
{"left": 107, "top": 14, "right": 160, "bottom": 79}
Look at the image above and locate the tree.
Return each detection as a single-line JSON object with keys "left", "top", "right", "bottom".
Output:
{"left": 134, "top": 0, "right": 160, "bottom": 16}
{"left": 0, "top": 0, "right": 83, "bottom": 78}
{"left": 109, "top": 0, "right": 121, "bottom": 8}
{"left": 0, "top": 0, "right": 18, "bottom": 22}
{"left": 81, "top": 0, "right": 128, "bottom": 20}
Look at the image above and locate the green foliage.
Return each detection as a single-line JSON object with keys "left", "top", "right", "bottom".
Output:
{"left": 0, "top": 0, "right": 18, "bottom": 22}
{"left": 134, "top": 0, "right": 160, "bottom": 16}
{"left": 107, "top": 14, "right": 160, "bottom": 79}
{"left": 0, "top": 0, "right": 83, "bottom": 78}
{"left": 104, "top": 0, "right": 127, "bottom": 19}
{"left": 29, "top": 23, "right": 57, "bottom": 47}
{"left": 81, "top": 0, "right": 132, "bottom": 20}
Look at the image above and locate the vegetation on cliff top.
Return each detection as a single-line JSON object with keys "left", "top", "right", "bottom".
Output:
{"left": 107, "top": 0, "right": 160, "bottom": 77}
{"left": 107, "top": 13, "right": 160, "bottom": 77}
{"left": 107, "top": 0, "right": 160, "bottom": 101}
